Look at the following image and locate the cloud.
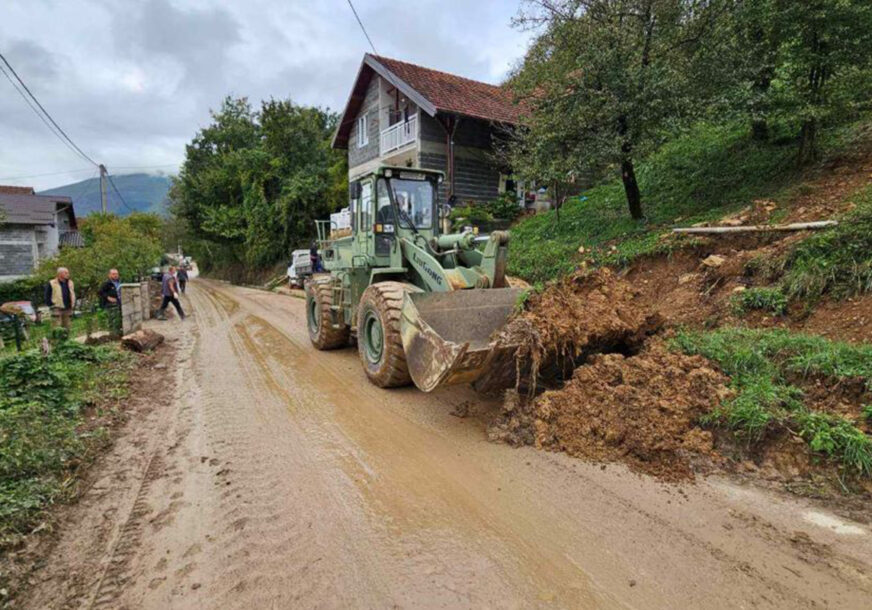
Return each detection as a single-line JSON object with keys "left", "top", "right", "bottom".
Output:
{"left": 0, "top": 0, "right": 532, "bottom": 191}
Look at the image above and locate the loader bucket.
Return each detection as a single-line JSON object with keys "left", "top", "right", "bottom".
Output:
{"left": 400, "top": 288, "right": 523, "bottom": 392}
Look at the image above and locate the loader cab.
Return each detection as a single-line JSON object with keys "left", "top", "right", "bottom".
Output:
{"left": 349, "top": 167, "right": 443, "bottom": 265}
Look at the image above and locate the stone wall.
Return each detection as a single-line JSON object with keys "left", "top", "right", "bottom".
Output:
{"left": 121, "top": 282, "right": 149, "bottom": 334}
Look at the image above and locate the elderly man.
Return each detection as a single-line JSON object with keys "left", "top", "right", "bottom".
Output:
{"left": 44, "top": 267, "right": 76, "bottom": 329}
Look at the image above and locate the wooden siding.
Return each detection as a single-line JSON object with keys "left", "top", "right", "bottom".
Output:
{"left": 348, "top": 76, "right": 381, "bottom": 169}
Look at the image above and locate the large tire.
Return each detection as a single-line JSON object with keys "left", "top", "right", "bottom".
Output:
{"left": 357, "top": 282, "right": 414, "bottom": 388}
{"left": 306, "top": 281, "right": 349, "bottom": 350}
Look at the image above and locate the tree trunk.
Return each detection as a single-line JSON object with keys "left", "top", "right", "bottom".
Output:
{"left": 751, "top": 119, "right": 769, "bottom": 142}
{"left": 122, "top": 328, "right": 164, "bottom": 352}
{"left": 797, "top": 119, "right": 817, "bottom": 166}
{"left": 621, "top": 158, "right": 643, "bottom": 220}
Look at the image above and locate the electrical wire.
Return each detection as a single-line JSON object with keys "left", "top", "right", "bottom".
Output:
{"left": 0, "top": 52, "right": 99, "bottom": 167}
{"left": 0, "top": 167, "right": 95, "bottom": 182}
{"left": 106, "top": 171, "right": 136, "bottom": 214}
{"left": 0, "top": 62, "right": 95, "bottom": 167}
{"left": 345, "top": 0, "right": 378, "bottom": 55}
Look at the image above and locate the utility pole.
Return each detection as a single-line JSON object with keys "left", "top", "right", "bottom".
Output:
{"left": 99, "top": 164, "right": 108, "bottom": 213}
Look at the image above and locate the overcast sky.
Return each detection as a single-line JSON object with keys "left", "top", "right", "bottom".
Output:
{"left": 0, "top": 0, "right": 533, "bottom": 191}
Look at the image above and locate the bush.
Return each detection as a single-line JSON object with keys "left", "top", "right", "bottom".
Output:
{"left": 0, "top": 341, "right": 130, "bottom": 547}
{"left": 731, "top": 287, "right": 788, "bottom": 316}
{"left": 484, "top": 192, "right": 523, "bottom": 222}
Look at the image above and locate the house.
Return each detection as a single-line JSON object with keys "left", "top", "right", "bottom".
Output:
{"left": 0, "top": 185, "right": 82, "bottom": 282}
{"left": 332, "top": 54, "right": 524, "bottom": 205}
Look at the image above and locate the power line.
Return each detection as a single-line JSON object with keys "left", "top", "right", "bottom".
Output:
{"left": 345, "top": 0, "right": 378, "bottom": 55}
{"left": 0, "top": 167, "right": 95, "bottom": 182}
{"left": 0, "top": 51, "right": 98, "bottom": 167}
{"left": 0, "top": 62, "right": 94, "bottom": 166}
{"left": 106, "top": 171, "right": 136, "bottom": 214}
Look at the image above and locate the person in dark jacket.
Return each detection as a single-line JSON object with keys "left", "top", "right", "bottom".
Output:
{"left": 98, "top": 268, "right": 121, "bottom": 308}
{"left": 157, "top": 266, "right": 186, "bottom": 321}
{"left": 44, "top": 267, "right": 75, "bottom": 329}
{"left": 177, "top": 266, "right": 189, "bottom": 293}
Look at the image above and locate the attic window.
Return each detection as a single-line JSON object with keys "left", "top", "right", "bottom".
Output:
{"left": 357, "top": 115, "right": 369, "bottom": 147}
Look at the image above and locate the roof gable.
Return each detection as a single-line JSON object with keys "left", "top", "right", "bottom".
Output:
{"left": 333, "top": 54, "right": 523, "bottom": 149}
{"left": 0, "top": 192, "right": 74, "bottom": 226}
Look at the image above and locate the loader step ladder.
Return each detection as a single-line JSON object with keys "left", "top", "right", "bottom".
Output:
{"left": 330, "top": 281, "right": 347, "bottom": 329}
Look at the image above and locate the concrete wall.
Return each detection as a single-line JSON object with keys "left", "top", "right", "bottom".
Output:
{"left": 0, "top": 226, "right": 37, "bottom": 281}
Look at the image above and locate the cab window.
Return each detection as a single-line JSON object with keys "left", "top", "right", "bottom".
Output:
{"left": 375, "top": 178, "right": 394, "bottom": 224}
{"left": 392, "top": 179, "right": 434, "bottom": 229}
{"left": 359, "top": 181, "right": 373, "bottom": 231}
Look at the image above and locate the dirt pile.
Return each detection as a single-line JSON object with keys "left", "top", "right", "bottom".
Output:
{"left": 490, "top": 340, "right": 731, "bottom": 480}
{"left": 498, "top": 268, "right": 663, "bottom": 389}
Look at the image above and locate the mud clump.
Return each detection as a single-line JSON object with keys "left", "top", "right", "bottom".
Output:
{"left": 499, "top": 268, "right": 663, "bottom": 389}
{"left": 490, "top": 340, "right": 732, "bottom": 481}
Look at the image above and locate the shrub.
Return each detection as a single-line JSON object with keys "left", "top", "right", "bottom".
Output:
{"left": 731, "top": 287, "right": 788, "bottom": 316}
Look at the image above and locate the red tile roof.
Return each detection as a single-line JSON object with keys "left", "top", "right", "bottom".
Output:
{"left": 333, "top": 54, "right": 525, "bottom": 149}
{"left": 372, "top": 56, "right": 524, "bottom": 125}
{"left": 0, "top": 185, "right": 36, "bottom": 195}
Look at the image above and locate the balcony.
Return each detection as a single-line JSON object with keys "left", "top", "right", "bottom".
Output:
{"left": 379, "top": 114, "right": 418, "bottom": 156}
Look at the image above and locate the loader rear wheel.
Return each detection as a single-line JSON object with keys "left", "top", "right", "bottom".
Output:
{"left": 306, "top": 281, "right": 349, "bottom": 350}
{"left": 357, "top": 282, "right": 413, "bottom": 388}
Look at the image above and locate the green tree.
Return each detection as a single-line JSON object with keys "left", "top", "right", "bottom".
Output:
{"left": 37, "top": 215, "right": 162, "bottom": 299}
{"left": 169, "top": 96, "right": 347, "bottom": 274}
{"left": 508, "top": 0, "right": 728, "bottom": 220}
{"left": 775, "top": 0, "right": 872, "bottom": 165}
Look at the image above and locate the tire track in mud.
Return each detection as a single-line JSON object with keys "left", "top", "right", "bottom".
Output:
{"left": 174, "top": 284, "right": 385, "bottom": 608}
{"left": 87, "top": 453, "right": 166, "bottom": 609}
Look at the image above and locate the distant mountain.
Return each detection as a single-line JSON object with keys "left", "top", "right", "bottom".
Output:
{"left": 39, "top": 173, "right": 172, "bottom": 217}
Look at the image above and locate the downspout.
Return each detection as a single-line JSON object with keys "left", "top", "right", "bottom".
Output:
{"left": 438, "top": 114, "right": 459, "bottom": 198}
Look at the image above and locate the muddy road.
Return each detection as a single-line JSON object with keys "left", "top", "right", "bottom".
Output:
{"left": 23, "top": 280, "right": 872, "bottom": 609}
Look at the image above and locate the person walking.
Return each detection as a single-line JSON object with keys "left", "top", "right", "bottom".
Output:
{"left": 44, "top": 267, "right": 76, "bottom": 329}
{"left": 177, "top": 266, "right": 189, "bottom": 294}
{"left": 157, "top": 266, "right": 186, "bottom": 321}
{"left": 98, "top": 268, "right": 122, "bottom": 336}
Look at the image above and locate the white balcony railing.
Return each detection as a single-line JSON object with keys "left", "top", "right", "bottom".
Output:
{"left": 379, "top": 114, "right": 418, "bottom": 156}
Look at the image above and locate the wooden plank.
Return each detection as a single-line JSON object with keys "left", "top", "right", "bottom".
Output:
{"left": 672, "top": 221, "right": 837, "bottom": 235}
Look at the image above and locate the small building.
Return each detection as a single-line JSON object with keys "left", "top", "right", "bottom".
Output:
{"left": 0, "top": 185, "right": 82, "bottom": 282}
{"left": 332, "top": 54, "right": 524, "bottom": 205}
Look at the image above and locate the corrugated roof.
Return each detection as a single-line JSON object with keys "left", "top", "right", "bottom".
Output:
{"left": 0, "top": 193, "right": 68, "bottom": 225}
{"left": 333, "top": 54, "right": 524, "bottom": 149}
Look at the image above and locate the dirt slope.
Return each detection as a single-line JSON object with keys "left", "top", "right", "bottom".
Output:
{"left": 13, "top": 280, "right": 872, "bottom": 609}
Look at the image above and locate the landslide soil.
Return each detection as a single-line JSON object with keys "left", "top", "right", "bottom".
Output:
{"left": 489, "top": 142, "right": 872, "bottom": 489}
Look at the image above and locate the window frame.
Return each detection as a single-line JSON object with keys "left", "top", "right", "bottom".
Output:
{"left": 357, "top": 114, "right": 369, "bottom": 148}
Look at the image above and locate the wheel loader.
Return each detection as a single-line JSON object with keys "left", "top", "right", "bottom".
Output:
{"left": 305, "top": 166, "right": 522, "bottom": 392}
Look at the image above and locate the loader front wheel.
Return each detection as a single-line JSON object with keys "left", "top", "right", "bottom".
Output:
{"left": 357, "top": 282, "right": 412, "bottom": 388}
{"left": 306, "top": 281, "right": 349, "bottom": 350}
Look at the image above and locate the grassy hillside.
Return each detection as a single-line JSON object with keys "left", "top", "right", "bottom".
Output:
{"left": 39, "top": 173, "right": 172, "bottom": 217}
{"left": 508, "top": 121, "right": 863, "bottom": 284}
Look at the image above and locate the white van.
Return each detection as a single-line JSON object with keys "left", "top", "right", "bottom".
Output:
{"left": 287, "top": 249, "right": 312, "bottom": 288}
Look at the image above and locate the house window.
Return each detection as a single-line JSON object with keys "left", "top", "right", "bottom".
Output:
{"left": 357, "top": 115, "right": 369, "bottom": 148}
